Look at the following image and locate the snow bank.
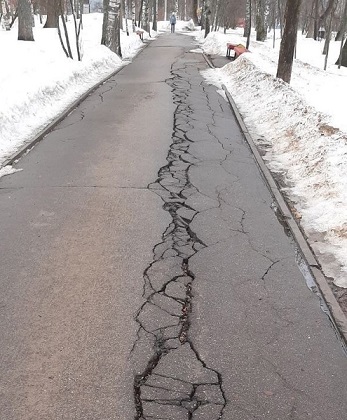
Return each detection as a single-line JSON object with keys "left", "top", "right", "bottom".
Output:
{"left": 0, "top": 13, "right": 144, "bottom": 166}
{"left": 0, "top": 44, "right": 121, "bottom": 163}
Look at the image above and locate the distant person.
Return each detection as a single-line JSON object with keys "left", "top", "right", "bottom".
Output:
{"left": 170, "top": 14, "right": 176, "bottom": 33}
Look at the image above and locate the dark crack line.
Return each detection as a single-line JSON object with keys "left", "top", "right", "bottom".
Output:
{"left": 133, "top": 57, "right": 227, "bottom": 420}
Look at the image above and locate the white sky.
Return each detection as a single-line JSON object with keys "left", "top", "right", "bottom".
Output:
{"left": 0, "top": 14, "right": 346, "bottom": 288}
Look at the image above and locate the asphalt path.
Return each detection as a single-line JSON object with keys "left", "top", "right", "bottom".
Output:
{"left": 0, "top": 33, "right": 346, "bottom": 420}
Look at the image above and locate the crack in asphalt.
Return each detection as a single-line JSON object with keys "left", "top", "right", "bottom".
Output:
{"left": 132, "top": 59, "right": 228, "bottom": 419}
{"left": 51, "top": 84, "right": 116, "bottom": 132}
{"left": 0, "top": 185, "right": 150, "bottom": 190}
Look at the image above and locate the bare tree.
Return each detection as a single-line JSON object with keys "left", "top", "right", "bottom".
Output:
{"left": 18, "top": 0, "right": 34, "bottom": 40}
{"left": 101, "top": 0, "right": 122, "bottom": 57}
{"left": 204, "top": 0, "right": 211, "bottom": 37}
{"left": 243, "top": 0, "right": 251, "bottom": 37}
{"left": 142, "top": 0, "right": 149, "bottom": 33}
{"left": 1, "top": 0, "right": 11, "bottom": 29}
{"left": 336, "top": 0, "right": 347, "bottom": 40}
{"left": 191, "top": 0, "right": 198, "bottom": 24}
{"left": 256, "top": 0, "right": 267, "bottom": 41}
{"left": 276, "top": 0, "right": 302, "bottom": 83}
{"left": 152, "top": 0, "right": 157, "bottom": 31}
{"left": 44, "top": 0, "right": 60, "bottom": 28}
{"left": 335, "top": 0, "right": 347, "bottom": 66}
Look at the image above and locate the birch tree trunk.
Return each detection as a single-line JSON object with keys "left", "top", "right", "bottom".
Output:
{"left": 101, "top": 0, "right": 122, "bottom": 57}
{"left": 1, "top": 0, "right": 11, "bottom": 30}
{"left": 131, "top": 0, "right": 136, "bottom": 29}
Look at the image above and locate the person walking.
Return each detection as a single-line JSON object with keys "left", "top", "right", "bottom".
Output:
{"left": 170, "top": 13, "right": 176, "bottom": 33}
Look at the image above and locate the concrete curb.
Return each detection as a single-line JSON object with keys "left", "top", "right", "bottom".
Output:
{"left": 221, "top": 84, "right": 347, "bottom": 345}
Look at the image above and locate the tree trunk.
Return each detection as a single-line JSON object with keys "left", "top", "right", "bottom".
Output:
{"left": 336, "top": 36, "right": 347, "bottom": 66}
{"left": 323, "top": 2, "right": 337, "bottom": 56}
{"left": 120, "top": 0, "right": 124, "bottom": 30}
{"left": 306, "top": 0, "right": 318, "bottom": 38}
{"left": 278, "top": 0, "right": 284, "bottom": 37}
{"left": 319, "top": 0, "right": 337, "bottom": 26}
{"left": 191, "top": 0, "right": 198, "bottom": 24}
{"left": 44, "top": 0, "right": 59, "bottom": 28}
{"left": 243, "top": 0, "right": 251, "bottom": 38}
{"left": 204, "top": 0, "right": 211, "bottom": 38}
{"left": 246, "top": 0, "right": 252, "bottom": 49}
{"left": 152, "top": 0, "right": 157, "bottom": 31}
{"left": 276, "top": 0, "right": 302, "bottom": 83}
{"left": 335, "top": 0, "right": 347, "bottom": 41}
{"left": 138, "top": 0, "right": 143, "bottom": 27}
{"left": 131, "top": 0, "right": 136, "bottom": 29}
{"left": 256, "top": 0, "right": 266, "bottom": 41}
{"left": 18, "top": 0, "right": 34, "bottom": 40}
{"left": 101, "top": 0, "right": 109, "bottom": 44}
{"left": 101, "top": 0, "right": 122, "bottom": 57}
{"left": 142, "top": 0, "right": 149, "bottom": 34}
{"left": 1, "top": 0, "right": 11, "bottom": 29}
{"left": 201, "top": 0, "right": 205, "bottom": 29}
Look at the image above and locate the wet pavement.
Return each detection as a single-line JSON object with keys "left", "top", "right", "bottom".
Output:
{"left": 0, "top": 33, "right": 346, "bottom": 419}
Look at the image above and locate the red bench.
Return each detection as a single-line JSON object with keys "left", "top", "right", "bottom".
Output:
{"left": 226, "top": 43, "right": 249, "bottom": 59}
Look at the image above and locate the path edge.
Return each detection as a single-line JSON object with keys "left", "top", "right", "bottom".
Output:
{"left": 1, "top": 65, "right": 126, "bottom": 169}
{"left": 1, "top": 38, "right": 152, "bottom": 169}
{"left": 221, "top": 83, "right": 347, "bottom": 346}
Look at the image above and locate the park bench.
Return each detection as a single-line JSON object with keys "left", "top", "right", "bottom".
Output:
{"left": 136, "top": 30, "right": 144, "bottom": 41}
{"left": 226, "top": 43, "right": 249, "bottom": 59}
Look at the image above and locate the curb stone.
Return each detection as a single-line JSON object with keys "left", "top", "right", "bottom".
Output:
{"left": 221, "top": 82, "right": 347, "bottom": 347}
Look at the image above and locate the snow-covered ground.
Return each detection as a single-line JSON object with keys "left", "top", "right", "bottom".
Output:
{"left": 0, "top": 15, "right": 346, "bottom": 289}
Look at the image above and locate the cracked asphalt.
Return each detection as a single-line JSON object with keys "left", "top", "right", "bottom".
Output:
{"left": 0, "top": 33, "right": 346, "bottom": 420}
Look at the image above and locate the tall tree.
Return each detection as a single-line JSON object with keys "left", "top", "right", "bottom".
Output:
{"left": 305, "top": 0, "right": 318, "bottom": 38}
{"left": 244, "top": 0, "right": 251, "bottom": 38}
{"left": 276, "top": 0, "right": 302, "bottom": 83}
{"left": 18, "top": 0, "right": 34, "bottom": 40}
{"left": 101, "top": 0, "right": 122, "bottom": 57}
{"left": 336, "top": 0, "right": 347, "bottom": 66}
{"left": 142, "top": 0, "right": 149, "bottom": 33}
{"left": 191, "top": 0, "right": 198, "bottom": 24}
{"left": 152, "top": 0, "right": 157, "bottom": 31}
{"left": 44, "top": 0, "right": 60, "bottom": 28}
{"left": 204, "top": 0, "right": 211, "bottom": 37}
{"left": 336, "top": 0, "right": 347, "bottom": 40}
{"left": 256, "top": 0, "right": 267, "bottom": 41}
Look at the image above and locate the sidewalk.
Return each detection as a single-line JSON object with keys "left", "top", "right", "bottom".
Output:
{"left": 0, "top": 33, "right": 346, "bottom": 420}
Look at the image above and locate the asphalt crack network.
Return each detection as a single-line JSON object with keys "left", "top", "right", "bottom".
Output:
{"left": 132, "top": 57, "right": 228, "bottom": 420}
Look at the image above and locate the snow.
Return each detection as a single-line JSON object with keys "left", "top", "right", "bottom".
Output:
{"left": 0, "top": 165, "right": 22, "bottom": 179}
{"left": 0, "top": 17, "right": 347, "bottom": 288}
